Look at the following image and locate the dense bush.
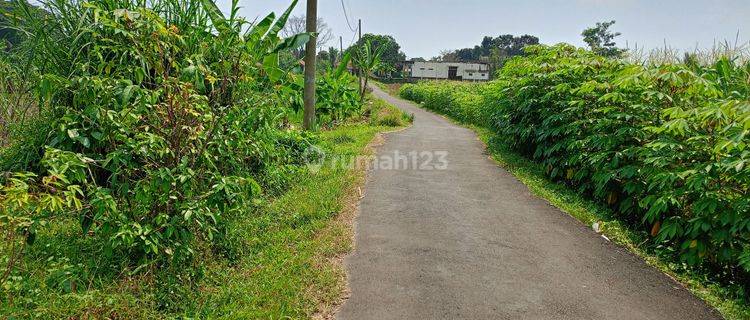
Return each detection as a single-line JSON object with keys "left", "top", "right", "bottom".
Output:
{"left": 401, "top": 44, "right": 750, "bottom": 292}
{"left": 314, "top": 54, "right": 362, "bottom": 125}
{"left": 0, "top": 0, "right": 329, "bottom": 301}
{"left": 400, "top": 80, "right": 494, "bottom": 126}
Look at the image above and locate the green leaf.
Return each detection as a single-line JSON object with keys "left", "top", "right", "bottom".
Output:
{"left": 201, "top": 0, "right": 230, "bottom": 35}
{"left": 119, "top": 84, "right": 137, "bottom": 107}
{"left": 272, "top": 33, "right": 312, "bottom": 53}
{"left": 81, "top": 214, "right": 93, "bottom": 234}
{"left": 77, "top": 136, "right": 91, "bottom": 148}
{"left": 266, "top": 0, "right": 298, "bottom": 39}
{"left": 262, "top": 54, "right": 284, "bottom": 83}
{"left": 335, "top": 52, "right": 352, "bottom": 77}
{"left": 248, "top": 12, "right": 275, "bottom": 41}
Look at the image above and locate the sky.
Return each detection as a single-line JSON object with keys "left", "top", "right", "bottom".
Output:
{"left": 217, "top": 0, "right": 750, "bottom": 59}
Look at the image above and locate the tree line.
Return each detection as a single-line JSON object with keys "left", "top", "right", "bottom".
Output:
{"left": 277, "top": 15, "right": 626, "bottom": 80}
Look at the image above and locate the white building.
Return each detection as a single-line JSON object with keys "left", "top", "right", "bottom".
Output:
{"left": 405, "top": 61, "right": 490, "bottom": 81}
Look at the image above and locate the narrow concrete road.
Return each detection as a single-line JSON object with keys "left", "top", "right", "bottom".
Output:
{"left": 336, "top": 85, "right": 721, "bottom": 320}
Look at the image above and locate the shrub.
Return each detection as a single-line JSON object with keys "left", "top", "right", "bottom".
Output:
{"left": 400, "top": 44, "right": 750, "bottom": 293}
{"left": 315, "top": 54, "right": 362, "bottom": 125}
{"left": 401, "top": 81, "right": 489, "bottom": 126}
{"left": 0, "top": 0, "right": 315, "bottom": 288}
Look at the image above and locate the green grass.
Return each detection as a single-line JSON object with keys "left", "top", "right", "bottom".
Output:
{"left": 186, "top": 125, "right": 386, "bottom": 318}
{"left": 1, "top": 95, "right": 410, "bottom": 319}
{"left": 373, "top": 81, "right": 389, "bottom": 92}
{"left": 365, "top": 95, "right": 414, "bottom": 127}
{"left": 372, "top": 80, "right": 404, "bottom": 97}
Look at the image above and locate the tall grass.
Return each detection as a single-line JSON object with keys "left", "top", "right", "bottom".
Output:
{"left": 0, "top": 57, "right": 36, "bottom": 147}
{"left": 625, "top": 38, "right": 750, "bottom": 66}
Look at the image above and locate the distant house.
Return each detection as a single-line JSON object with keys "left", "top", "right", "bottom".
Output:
{"left": 403, "top": 61, "right": 490, "bottom": 81}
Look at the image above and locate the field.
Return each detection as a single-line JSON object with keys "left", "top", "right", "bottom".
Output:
{"left": 399, "top": 44, "right": 750, "bottom": 319}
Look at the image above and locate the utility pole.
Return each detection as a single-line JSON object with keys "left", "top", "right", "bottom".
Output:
{"left": 339, "top": 36, "right": 343, "bottom": 62}
{"left": 303, "top": 0, "right": 317, "bottom": 130}
{"left": 357, "top": 19, "right": 363, "bottom": 95}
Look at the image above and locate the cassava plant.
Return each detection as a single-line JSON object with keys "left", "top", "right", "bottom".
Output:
{"left": 400, "top": 44, "right": 750, "bottom": 297}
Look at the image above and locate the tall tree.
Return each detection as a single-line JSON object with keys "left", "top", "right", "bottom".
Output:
{"left": 281, "top": 15, "right": 333, "bottom": 59}
{"left": 326, "top": 46, "right": 339, "bottom": 66}
{"left": 348, "top": 33, "right": 405, "bottom": 73}
{"left": 316, "top": 50, "right": 332, "bottom": 70}
{"left": 440, "top": 34, "right": 538, "bottom": 62}
{"left": 437, "top": 34, "right": 539, "bottom": 77}
{"left": 581, "top": 20, "right": 627, "bottom": 58}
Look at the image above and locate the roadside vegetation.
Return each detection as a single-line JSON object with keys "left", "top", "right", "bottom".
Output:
{"left": 399, "top": 44, "right": 750, "bottom": 319}
{"left": 0, "top": 0, "right": 410, "bottom": 318}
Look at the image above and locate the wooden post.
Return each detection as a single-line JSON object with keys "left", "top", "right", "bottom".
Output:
{"left": 357, "top": 19, "right": 363, "bottom": 95}
{"left": 339, "top": 36, "right": 343, "bottom": 62}
{"left": 303, "top": 0, "right": 317, "bottom": 130}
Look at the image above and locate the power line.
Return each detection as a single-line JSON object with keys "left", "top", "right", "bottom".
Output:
{"left": 346, "top": 28, "right": 358, "bottom": 48}
{"left": 340, "top": 0, "right": 358, "bottom": 33}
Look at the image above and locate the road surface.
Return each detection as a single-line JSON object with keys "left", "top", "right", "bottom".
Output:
{"left": 336, "top": 85, "right": 721, "bottom": 320}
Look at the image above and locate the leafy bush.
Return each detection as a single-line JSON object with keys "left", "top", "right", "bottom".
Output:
{"left": 0, "top": 0, "right": 378, "bottom": 316}
{"left": 0, "top": 0, "right": 318, "bottom": 298}
{"left": 400, "top": 44, "right": 750, "bottom": 294}
{"left": 315, "top": 54, "right": 362, "bottom": 125}
{"left": 401, "top": 81, "right": 492, "bottom": 126}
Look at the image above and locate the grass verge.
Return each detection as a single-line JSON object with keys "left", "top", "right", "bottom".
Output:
{"left": 372, "top": 81, "right": 404, "bottom": 97}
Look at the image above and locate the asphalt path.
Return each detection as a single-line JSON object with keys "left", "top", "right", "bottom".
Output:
{"left": 336, "top": 85, "right": 721, "bottom": 320}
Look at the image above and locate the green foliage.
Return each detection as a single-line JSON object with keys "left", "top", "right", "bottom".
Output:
{"left": 315, "top": 53, "right": 362, "bottom": 125}
{"left": 285, "top": 53, "right": 362, "bottom": 128}
{"left": 0, "top": 47, "right": 47, "bottom": 178}
{"left": 347, "top": 33, "right": 405, "bottom": 73}
{"left": 0, "top": 0, "right": 325, "bottom": 310}
{"left": 0, "top": 1, "right": 23, "bottom": 49}
{"left": 353, "top": 39, "right": 386, "bottom": 101}
{"left": 438, "top": 34, "right": 539, "bottom": 73}
{"left": 401, "top": 44, "right": 750, "bottom": 298}
{"left": 582, "top": 20, "right": 627, "bottom": 58}
{"left": 316, "top": 47, "right": 340, "bottom": 71}
{"left": 365, "top": 93, "right": 413, "bottom": 127}
{"left": 400, "top": 80, "right": 493, "bottom": 127}
{"left": 0, "top": 0, "right": 384, "bottom": 316}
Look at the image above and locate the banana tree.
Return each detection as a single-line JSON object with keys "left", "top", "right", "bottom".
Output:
{"left": 353, "top": 39, "right": 386, "bottom": 101}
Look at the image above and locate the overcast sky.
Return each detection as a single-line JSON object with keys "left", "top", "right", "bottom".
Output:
{"left": 217, "top": 0, "right": 750, "bottom": 59}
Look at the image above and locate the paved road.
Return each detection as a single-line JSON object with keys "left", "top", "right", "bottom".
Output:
{"left": 336, "top": 85, "right": 721, "bottom": 320}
